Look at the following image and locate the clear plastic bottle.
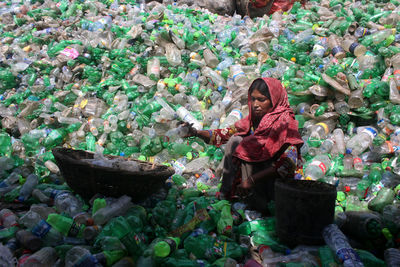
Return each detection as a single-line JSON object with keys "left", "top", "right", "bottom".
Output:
{"left": 0, "top": 171, "right": 21, "bottom": 188}
{"left": 309, "top": 120, "right": 336, "bottom": 140}
{"left": 320, "top": 138, "right": 334, "bottom": 154}
{"left": 0, "top": 209, "right": 18, "bottom": 228}
{"left": 328, "top": 35, "right": 346, "bottom": 59}
{"left": 333, "top": 129, "right": 346, "bottom": 155}
{"left": 304, "top": 155, "right": 331, "bottom": 180}
{"left": 293, "top": 28, "right": 314, "bottom": 43}
{"left": 296, "top": 102, "right": 311, "bottom": 115}
{"left": 32, "top": 219, "right": 63, "bottom": 246}
{"left": 217, "top": 57, "right": 234, "bottom": 71}
{"left": 165, "top": 43, "right": 182, "bottom": 66}
{"left": 230, "top": 64, "right": 248, "bottom": 87}
{"left": 389, "top": 78, "right": 400, "bottom": 104}
{"left": 19, "top": 210, "right": 42, "bottom": 229}
{"left": 348, "top": 89, "right": 364, "bottom": 109}
{"left": 311, "top": 37, "right": 328, "bottom": 58}
{"left": 343, "top": 154, "right": 353, "bottom": 170}
{"left": 346, "top": 127, "right": 378, "bottom": 156}
{"left": 18, "top": 174, "right": 38, "bottom": 202}
{"left": 203, "top": 48, "right": 219, "bottom": 69}
{"left": 342, "top": 39, "right": 366, "bottom": 57}
{"left": 322, "top": 224, "right": 364, "bottom": 267}
{"left": 147, "top": 57, "right": 160, "bottom": 80}
{"left": 20, "top": 247, "right": 58, "bottom": 267}
{"left": 201, "top": 66, "right": 226, "bottom": 87}
{"left": 392, "top": 54, "right": 400, "bottom": 92}
{"left": 220, "top": 109, "right": 243, "bottom": 129}
{"left": 93, "top": 195, "right": 133, "bottom": 225}
{"left": 354, "top": 27, "right": 370, "bottom": 38}
{"left": 65, "top": 247, "right": 101, "bottom": 267}
{"left": 384, "top": 248, "right": 400, "bottom": 266}
{"left": 175, "top": 105, "right": 203, "bottom": 130}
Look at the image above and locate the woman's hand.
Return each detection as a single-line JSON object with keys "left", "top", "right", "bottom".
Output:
{"left": 237, "top": 176, "right": 254, "bottom": 197}
{"left": 179, "top": 122, "right": 197, "bottom": 138}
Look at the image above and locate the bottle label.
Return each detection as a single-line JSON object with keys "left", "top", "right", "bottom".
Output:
{"left": 348, "top": 42, "right": 359, "bottom": 54}
{"left": 211, "top": 239, "right": 227, "bottom": 258}
{"left": 150, "top": 65, "right": 160, "bottom": 74}
{"left": 353, "top": 157, "right": 362, "bottom": 164}
{"left": 336, "top": 248, "right": 362, "bottom": 264}
{"left": 232, "top": 71, "right": 245, "bottom": 81}
{"left": 164, "top": 238, "right": 178, "bottom": 254}
{"left": 229, "top": 109, "right": 243, "bottom": 120}
{"left": 363, "top": 127, "right": 377, "bottom": 140}
{"left": 169, "top": 208, "right": 210, "bottom": 237}
{"left": 32, "top": 220, "right": 51, "bottom": 238}
{"left": 312, "top": 44, "right": 326, "bottom": 57}
{"left": 316, "top": 122, "right": 329, "bottom": 135}
{"left": 75, "top": 254, "right": 98, "bottom": 267}
{"left": 68, "top": 221, "right": 82, "bottom": 237}
{"left": 310, "top": 160, "right": 327, "bottom": 174}
{"left": 221, "top": 91, "right": 233, "bottom": 107}
{"left": 60, "top": 47, "right": 79, "bottom": 59}
{"left": 1, "top": 212, "right": 18, "bottom": 227}
{"left": 358, "top": 28, "right": 368, "bottom": 37}
{"left": 173, "top": 161, "right": 186, "bottom": 175}
{"left": 386, "top": 141, "right": 394, "bottom": 153}
{"left": 331, "top": 46, "right": 344, "bottom": 56}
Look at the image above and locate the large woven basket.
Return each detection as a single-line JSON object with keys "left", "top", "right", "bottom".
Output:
{"left": 52, "top": 148, "right": 175, "bottom": 201}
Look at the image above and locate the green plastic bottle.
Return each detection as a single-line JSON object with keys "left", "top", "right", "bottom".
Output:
{"left": 47, "top": 213, "right": 85, "bottom": 238}
{"left": 154, "top": 237, "right": 180, "bottom": 258}
{"left": 319, "top": 245, "right": 339, "bottom": 267}
{"left": 368, "top": 187, "right": 395, "bottom": 212}
{"left": 42, "top": 128, "right": 67, "bottom": 149}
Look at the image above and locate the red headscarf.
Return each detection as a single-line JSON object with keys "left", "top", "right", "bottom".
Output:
{"left": 233, "top": 78, "right": 303, "bottom": 162}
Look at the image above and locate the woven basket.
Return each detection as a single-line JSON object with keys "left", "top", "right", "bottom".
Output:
{"left": 52, "top": 148, "right": 175, "bottom": 201}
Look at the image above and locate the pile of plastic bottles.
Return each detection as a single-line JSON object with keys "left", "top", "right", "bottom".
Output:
{"left": 1, "top": 0, "right": 400, "bottom": 265}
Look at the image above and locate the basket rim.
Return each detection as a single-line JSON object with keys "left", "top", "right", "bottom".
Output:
{"left": 52, "top": 147, "right": 175, "bottom": 177}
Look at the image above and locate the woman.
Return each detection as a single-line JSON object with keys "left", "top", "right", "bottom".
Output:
{"left": 186, "top": 78, "right": 303, "bottom": 213}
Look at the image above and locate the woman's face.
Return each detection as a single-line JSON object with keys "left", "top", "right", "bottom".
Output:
{"left": 250, "top": 89, "right": 272, "bottom": 120}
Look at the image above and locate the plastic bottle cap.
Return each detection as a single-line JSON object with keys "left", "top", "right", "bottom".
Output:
{"left": 154, "top": 241, "right": 171, "bottom": 257}
{"left": 86, "top": 218, "right": 94, "bottom": 226}
{"left": 291, "top": 57, "right": 296, "bottom": 62}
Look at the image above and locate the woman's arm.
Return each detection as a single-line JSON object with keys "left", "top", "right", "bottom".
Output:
{"left": 181, "top": 123, "right": 237, "bottom": 146}
{"left": 240, "top": 145, "right": 299, "bottom": 190}
{"left": 193, "top": 130, "right": 212, "bottom": 144}
{"left": 240, "top": 166, "right": 279, "bottom": 189}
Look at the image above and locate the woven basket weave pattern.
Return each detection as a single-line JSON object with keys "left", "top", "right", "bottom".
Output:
{"left": 52, "top": 148, "right": 175, "bottom": 201}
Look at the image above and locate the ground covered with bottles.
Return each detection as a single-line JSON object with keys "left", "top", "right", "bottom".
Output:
{"left": 0, "top": 0, "right": 400, "bottom": 266}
